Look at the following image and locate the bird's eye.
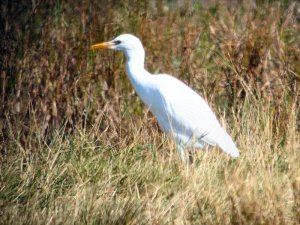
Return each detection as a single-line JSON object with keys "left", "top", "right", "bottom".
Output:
{"left": 113, "top": 40, "right": 121, "bottom": 45}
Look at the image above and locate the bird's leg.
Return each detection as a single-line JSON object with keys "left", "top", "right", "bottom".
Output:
{"left": 176, "top": 142, "right": 186, "bottom": 161}
{"left": 188, "top": 151, "right": 193, "bottom": 164}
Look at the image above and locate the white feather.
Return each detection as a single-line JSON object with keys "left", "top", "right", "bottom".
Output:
{"left": 92, "top": 34, "right": 240, "bottom": 159}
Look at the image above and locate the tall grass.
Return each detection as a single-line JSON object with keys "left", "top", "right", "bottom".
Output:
{"left": 1, "top": 0, "right": 299, "bottom": 224}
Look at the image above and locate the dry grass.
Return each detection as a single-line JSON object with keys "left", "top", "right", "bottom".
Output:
{"left": 1, "top": 99, "right": 299, "bottom": 224}
{"left": 0, "top": 0, "right": 300, "bottom": 224}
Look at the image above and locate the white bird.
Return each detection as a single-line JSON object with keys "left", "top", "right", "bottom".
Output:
{"left": 91, "top": 34, "right": 239, "bottom": 161}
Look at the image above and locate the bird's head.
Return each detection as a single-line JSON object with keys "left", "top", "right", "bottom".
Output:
{"left": 91, "top": 34, "right": 143, "bottom": 53}
{"left": 91, "top": 34, "right": 145, "bottom": 64}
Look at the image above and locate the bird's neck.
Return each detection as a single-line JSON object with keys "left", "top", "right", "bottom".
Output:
{"left": 124, "top": 49, "right": 153, "bottom": 101}
{"left": 125, "top": 59, "right": 150, "bottom": 88}
{"left": 124, "top": 49, "right": 149, "bottom": 84}
{"left": 124, "top": 48, "right": 145, "bottom": 67}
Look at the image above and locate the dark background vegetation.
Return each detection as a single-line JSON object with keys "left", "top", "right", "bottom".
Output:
{"left": 1, "top": 0, "right": 299, "bottom": 153}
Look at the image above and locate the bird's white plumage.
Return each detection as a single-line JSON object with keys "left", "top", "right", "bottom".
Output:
{"left": 92, "top": 34, "right": 239, "bottom": 159}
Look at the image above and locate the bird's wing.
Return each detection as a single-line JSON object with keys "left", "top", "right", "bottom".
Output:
{"left": 154, "top": 74, "right": 224, "bottom": 146}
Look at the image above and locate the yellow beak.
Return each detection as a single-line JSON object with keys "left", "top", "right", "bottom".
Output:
{"left": 90, "top": 41, "right": 114, "bottom": 50}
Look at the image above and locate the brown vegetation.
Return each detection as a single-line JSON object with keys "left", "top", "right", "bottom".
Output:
{"left": 0, "top": 0, "right": 299, "bottom": 224}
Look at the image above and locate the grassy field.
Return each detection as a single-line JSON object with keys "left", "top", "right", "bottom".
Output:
{"left": 1, "top": 0, "right": 300, "bottom": 224}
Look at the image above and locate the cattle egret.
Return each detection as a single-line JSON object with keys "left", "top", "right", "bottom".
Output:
{"left": 91, "top": 34, "right": 239, "bottom": 161}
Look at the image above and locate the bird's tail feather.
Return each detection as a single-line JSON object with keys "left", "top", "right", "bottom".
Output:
{"left": 217, "top": 131, "right": 240, "bottom": 158}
